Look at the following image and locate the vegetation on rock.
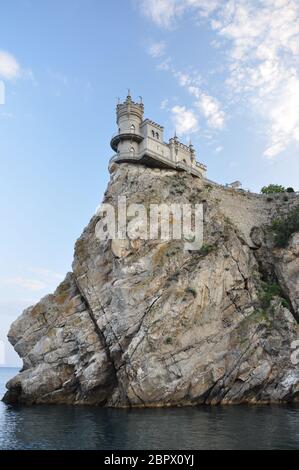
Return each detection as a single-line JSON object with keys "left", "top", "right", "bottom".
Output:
{"left": 258, "top": 280, "right": 290, "bottom": 310}
{"left": 198, "top": 244, "right": 215, "bottom": 256}
{"left": 261, "top": 184, "right": 285, "bottom": 194}
{"left": 270, "top": 205, "right": 299, "bottom": 247}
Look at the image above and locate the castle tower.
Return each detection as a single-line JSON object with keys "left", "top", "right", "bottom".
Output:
{"left": 109, "top": 93, "right": 207, "bottom": 178}
{"left": 110, "top": 91, "right": 144, "bottom": 160}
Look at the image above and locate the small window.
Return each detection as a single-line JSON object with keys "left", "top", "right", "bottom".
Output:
{"left": 130, "top": 124, "right": 135, "bottom": 132}
{"left": 152, "top": 130, "right": 155, "bottom": 137}
{"left": 156, "top": 132, "right": 159, "bottom": 140}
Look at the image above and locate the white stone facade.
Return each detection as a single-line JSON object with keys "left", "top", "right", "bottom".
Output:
{"left": 110, "top": 93, "right": 206, "bottom": 178}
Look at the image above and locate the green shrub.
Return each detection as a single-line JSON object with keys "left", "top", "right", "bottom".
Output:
{"left": 198, "top": 244, "right": 215, "bottom": 256}
{"left": 205, "top": 184, "right": 213, "bottom": 192}
{"left": 270, "top": 205, "right": 299, "bottom": 247}
{"left": 224, "top": 216, "right": 233, "bottom": 226}
{"left": 185, "top": 287, "right": 197, "bottom": 298}
{"left": 258, "top": 281, "right": 290, "bottom": 310}
{"left": 261, "top": 184, "right": 285, "bottom": 194}
{"left": 165, "top": 337, "right": 173, "bottom": 344}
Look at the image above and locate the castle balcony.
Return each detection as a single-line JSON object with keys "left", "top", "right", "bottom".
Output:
{"left": 109, "top": 152, "right": 141, "bottom": 165}
{"left": 110, "top": 131, "right": 144, "bottom": 152}
{"left": 109, "top": 149, "right": 204, "bottom": 178}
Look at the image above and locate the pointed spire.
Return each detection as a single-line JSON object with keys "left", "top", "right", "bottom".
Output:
{"left": 189, "top": 138, "right": 194, "bottom": 152}
{"left": 126, "top": 89, "right": 132, "bottom": 102}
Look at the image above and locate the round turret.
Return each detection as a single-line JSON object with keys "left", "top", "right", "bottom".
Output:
{"left": 110, "top": 92, "right": 144, "bottom": 154}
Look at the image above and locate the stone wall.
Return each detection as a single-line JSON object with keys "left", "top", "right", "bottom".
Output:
{"left": 206, "top": 182, "right": 299, "bottom": 247}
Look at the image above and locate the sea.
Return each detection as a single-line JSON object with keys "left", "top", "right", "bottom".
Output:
{"left": 0, "top": 367, "right": 298, "bottom": 450}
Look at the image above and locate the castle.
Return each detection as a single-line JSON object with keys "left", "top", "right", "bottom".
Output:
{"left": 110, "top": 92, "right": 207, "bottom": 178}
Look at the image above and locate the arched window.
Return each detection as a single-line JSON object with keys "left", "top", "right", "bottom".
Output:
{"left": 152, "top": 130, "right": 155, "bottom": 137}
{"left": 130, "top": 124, "right": 135, "bottom": 133}
{"left": 156, "top": 132, "right": 159, "bottom": 140}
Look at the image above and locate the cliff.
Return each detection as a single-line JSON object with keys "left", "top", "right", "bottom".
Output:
{"left": 3, "top": 163, "right": 299, "bottom": 406}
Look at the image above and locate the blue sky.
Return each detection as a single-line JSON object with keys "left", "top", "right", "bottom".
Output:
{"left": 1, "top": 0, "right": 299, "bottom": 366}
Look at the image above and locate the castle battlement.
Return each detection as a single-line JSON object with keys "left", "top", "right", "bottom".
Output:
{"left": 141, "top": 118, "right": 164, "bottom": 130}
{"left": 110, "top": 93, "right": 206, "bottom": 178}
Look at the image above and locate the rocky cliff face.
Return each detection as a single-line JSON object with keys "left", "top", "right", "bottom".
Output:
{"left": 4, "top": 164, "right": 299, "bottom": 406}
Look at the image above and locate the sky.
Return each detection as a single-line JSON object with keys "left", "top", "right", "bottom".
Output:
{"left": 0, "top": 0, "right": 299, "bottom": 366}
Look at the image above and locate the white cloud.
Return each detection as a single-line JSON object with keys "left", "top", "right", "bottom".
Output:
{"left": 0, "top": 50, "right": 35, "bottom": 86}
{"left": 28, "top": 267, "right": 64, "bottom": 281}
{"left": 174, "top": 70, "right": 194, "bottom": 87}
{"left": 164, "top": 64, "right": 226, "bottom": 130}
{"left": 215, "top": 145, "right": 223, "bottom": 153}
{"left": 141, "top": 0, "right": 299, "bottom": 158}
{"left": 139, "top": 0, "right": 220, "bottom": 28}
{"left": 211, "top": 0, "right": 299, "bottom": 157}
{"left": 139, "top": 0, "right": 182, "bottom": 28}
{"left": 5, "top": 277, "right": 47, "bottom": 291}
{"left": 0, "top": 51, "right": 21, "bottom": 80}
{"left": 2, "top": 268, "right": 64, "bottom": 292}
{"left": 171, "top": 105, "right": 198, "bottom": 134}
{"left": 196, "top": 93, "right": 225, "bottom": 129}
{"left": 148, "top": 41, "right": 166, "bottom": 57}
{"left": 160, "top": 98, "right": 169, "bottom": 109}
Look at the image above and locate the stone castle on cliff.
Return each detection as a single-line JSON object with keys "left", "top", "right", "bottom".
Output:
{"left": 110, "top": 92, "right": 207, "bottom": 178}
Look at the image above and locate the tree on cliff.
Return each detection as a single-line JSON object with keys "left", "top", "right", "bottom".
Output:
{"left": 261, "top": 184, "right": 285, "bottom": 194}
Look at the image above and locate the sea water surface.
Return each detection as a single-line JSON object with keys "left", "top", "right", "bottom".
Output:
{"left": 0, "top": 367, "right": 298, "bottom": 450}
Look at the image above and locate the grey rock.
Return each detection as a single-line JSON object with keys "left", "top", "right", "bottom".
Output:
{"left": 3, "top": 164, "right": 299, "bottom": 406}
